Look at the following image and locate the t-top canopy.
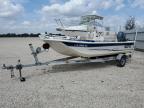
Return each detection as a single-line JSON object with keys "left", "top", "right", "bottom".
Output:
{"left": 80, "top": 15, "right": 103, "bottom": 24}
{"left": 82, "top": 15, "right": 103, "bottom": 20}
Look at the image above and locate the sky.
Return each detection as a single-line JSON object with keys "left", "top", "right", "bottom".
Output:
{"left": 0, "top": 0, "right": 144, "bottom": 33}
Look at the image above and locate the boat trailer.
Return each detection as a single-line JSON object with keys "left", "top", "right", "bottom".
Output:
{"left": 2, "top": 44, "right": 132, "bottom": 82}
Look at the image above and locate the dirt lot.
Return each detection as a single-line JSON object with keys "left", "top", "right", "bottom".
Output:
{"left": 0, "top": 38, "right": 144, "bottom": 108}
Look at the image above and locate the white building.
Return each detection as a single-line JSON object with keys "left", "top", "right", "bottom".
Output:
{"left": 125, "top": 28, "right": 144, "bottom": 51}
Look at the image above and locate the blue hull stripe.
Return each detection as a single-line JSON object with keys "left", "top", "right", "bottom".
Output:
{"left": 63, "top": 42, "right": 134, "bottom": 47}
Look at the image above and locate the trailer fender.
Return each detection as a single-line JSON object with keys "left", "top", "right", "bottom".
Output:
{"left": 116, "top": 54, "right": 126, "bottom": 60}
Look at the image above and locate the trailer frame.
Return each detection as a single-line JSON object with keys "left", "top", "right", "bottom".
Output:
{"left": 2, "top": 44, "right": 132, "bottom": 82}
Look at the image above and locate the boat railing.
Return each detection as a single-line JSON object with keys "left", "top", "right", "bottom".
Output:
{"left": 48, "top": 33, "right": 65, "bottom": 37}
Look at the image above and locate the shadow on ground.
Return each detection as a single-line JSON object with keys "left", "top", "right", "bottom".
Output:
{"left": 48, "top": 61, "right": 117, "bottom": 72}
{"left": 23, "top": 61, "right": 118, "bottom": 80}
{"left": 13, "top": 61, "right": 121, "bottom": 79}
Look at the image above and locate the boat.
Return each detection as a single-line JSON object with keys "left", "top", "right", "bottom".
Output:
{"left": 39, "top": 15, "right": 134, "bottom": 58}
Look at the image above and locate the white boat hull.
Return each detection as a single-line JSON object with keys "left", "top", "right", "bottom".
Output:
{"left": 42, "top": 38, "right": 134, "bottom": 57}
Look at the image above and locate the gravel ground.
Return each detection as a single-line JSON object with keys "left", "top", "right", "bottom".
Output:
{"left": 0, "top": 38, "right": 144, "bottom": 108}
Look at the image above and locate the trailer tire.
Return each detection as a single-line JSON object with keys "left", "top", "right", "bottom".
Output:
{"left": 117, "top": 55, "right": 126, "bottom": 67}
{"left": 20, "top": 77, "right": 26, "bottom": 82}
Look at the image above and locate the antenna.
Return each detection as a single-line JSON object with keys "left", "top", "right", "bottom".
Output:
{"left": 58, "top": 19, "right": 64, "bottom": 27}
{"left": 55, "top": 19, "right": 59, "bottom": 26}
{"left": 55, "top": 19, "right": 65, "bottom": 28}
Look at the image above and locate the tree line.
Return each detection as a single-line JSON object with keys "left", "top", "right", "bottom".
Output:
{"left": 0, "top": 33, "right": 40, "bottom": 37}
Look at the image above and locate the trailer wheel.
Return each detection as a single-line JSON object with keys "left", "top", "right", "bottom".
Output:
{"left": 20, "top": 77, "right": 26, "bottom": 82}
{"left": 117, "top": 55, "right": 126, "bottom": 67}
